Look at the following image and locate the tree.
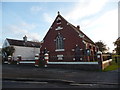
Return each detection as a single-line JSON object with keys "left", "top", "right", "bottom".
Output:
{"left": 2, "top": 46, "right": 15, "bottom": 60}
{"left": 95, "top": 40, "right": 107, "bottom": 53}
{"left": 114, "top": 37, "right": 120, "bottom": 55}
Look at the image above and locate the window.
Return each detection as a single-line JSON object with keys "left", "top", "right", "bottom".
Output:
{"left": 57, "top": 55, "right": 64, "bottom": 60}
{"left": 56, "top": 34, "right": 64, "bottom": 50}
{"left": 86, "top": 49, "right": 91, "bottom": 56}
{"left": 56, "top": 17, "right": 61, "bottom": 24}
{"left": 57, "top": 20, "right": 61, "bottom": 24}
{"left": 55, "top": 26, "right": 63, "bottom": 30}
{"left": 79, "top": 33, "right": 84, "bottom": 38}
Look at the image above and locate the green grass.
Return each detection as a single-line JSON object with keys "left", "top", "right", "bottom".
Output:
{"left": 103, "top": 55, "right": 120, "bottom": 71}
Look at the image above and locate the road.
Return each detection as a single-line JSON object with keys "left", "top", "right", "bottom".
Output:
{"left": 3, "top": 80, "right": 118, "bottom": 88}
{"left": 2, "top": 64, "right": 119, "bottom": 88}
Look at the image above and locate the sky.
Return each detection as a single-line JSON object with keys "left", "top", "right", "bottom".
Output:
{"left": 0, "top": 0, "right": 119, "bottom": 52}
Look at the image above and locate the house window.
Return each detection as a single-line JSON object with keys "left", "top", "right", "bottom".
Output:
{"left": 56, "top": 34, "right": 64, "bottom": 50}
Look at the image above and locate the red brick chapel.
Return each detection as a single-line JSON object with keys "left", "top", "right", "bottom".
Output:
{"left": 40, "top": 12, "right": 98, "bottom": 62}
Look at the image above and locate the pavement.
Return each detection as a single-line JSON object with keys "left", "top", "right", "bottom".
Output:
{"left": 2, "top": 64, "right": 120, "bottom": 88}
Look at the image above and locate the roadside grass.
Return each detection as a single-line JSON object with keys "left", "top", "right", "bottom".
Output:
{"left": 103, "top": 55, "right": 120, "bottom": 72}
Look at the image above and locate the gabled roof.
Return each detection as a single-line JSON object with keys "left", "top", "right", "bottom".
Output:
{"left": 69, "top": 23, "right": 95, "bottom": 44}
{"left": 54, "top": 13, "right": 95, "bottom": 45}
{"left": 6, "top": 38, "right": 40, "bottom": 48}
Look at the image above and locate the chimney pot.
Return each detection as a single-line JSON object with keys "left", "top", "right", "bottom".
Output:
{"left": 23, "top": 35, "right": 27, "bottom": 42}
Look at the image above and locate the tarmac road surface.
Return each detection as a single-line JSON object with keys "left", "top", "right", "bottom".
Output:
{"left": 2, "top": 64, "right": 119, "bottom": 88}
{"left": 2, "top": 80, "right": 118, "bottom": 88}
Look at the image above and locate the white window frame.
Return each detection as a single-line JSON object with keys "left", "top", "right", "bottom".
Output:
{"left": 57, "top": 55, "right": 64, "bottom": 60}
{"left": 79, "top": 33, "right": 84, "bottom": 38}
{"left": 55, "top": 26, "right": 63, "bottom": 30}
{"left": 55, "top": 49, "right": 65, "bottom": 52}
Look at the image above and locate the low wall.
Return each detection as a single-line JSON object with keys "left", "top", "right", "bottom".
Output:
{"left": 19, "top": 60, "right": 35, "bottom": 64}
{"left": 102, "top": 59, "right": 112, "bottom": 70}
{"left": 3, "top": 59, "right": 36, "bottom": 65}
{"left": 102, "top": 54, "right": 112, "bottom": 61}
{"left": 47, "top": 62, "right": 101, "bottom": 71}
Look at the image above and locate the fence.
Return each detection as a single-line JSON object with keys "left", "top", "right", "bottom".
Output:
{"left": 102, "top": 59, "right": 112, "bottom": 70}
{"left": 41, "top": 52, "right": 113, "bottom": 70}
{"left": 4, "top": 52, "right": 114, "bottom": 70}
{"left": 102, "top": 54, "right": 112, "bottom": 61}
{"left": 45, "top": 55, "right": 98, "bottom": 62}
{"left": 41, "top": 52, "right": 103, "bottom": 71}
{"left": 4, "top": 54, "right": 40, "bottom": 67}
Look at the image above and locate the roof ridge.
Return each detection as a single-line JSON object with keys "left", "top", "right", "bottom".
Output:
{"left": 6, "top": 38, "right": 40, "bottom": 43}
{"left": 68, "top": 21, "right": 95, "bottom": 44}
{"left": 6, "top": 38, "right": 40, "bottom": 48}
{"left": 53, "top": 13, "right": 95, "bottom": 44}
{"left": 7, "top": 38, "right": 23, "bottom": 41}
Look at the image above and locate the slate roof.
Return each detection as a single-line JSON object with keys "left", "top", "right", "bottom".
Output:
{"left": 6, "top": 38, "right": 40, "bottom": 48}
{"left": 70, "top": 24, "right": 95, "bottom": 44}
{"left": 57, "top": 14, "right": 95, "bottom": 45}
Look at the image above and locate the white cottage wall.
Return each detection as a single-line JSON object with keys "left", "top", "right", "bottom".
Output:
{"left": 13, "top": 46, "right": 40, "bottom": 60}
{"left": 2, "top": 39, "right": 10, "bottom": 48}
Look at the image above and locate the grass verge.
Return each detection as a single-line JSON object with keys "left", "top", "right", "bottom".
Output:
{"left": 103, "top": 55, "right": 120, "bottom": 71}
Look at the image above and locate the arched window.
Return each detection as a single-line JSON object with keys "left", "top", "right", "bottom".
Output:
{"left": 56, "top": 34, "right": 64, "bottom": 49}
{"left": 56, "top": 17, "right": 61, "bottom": 24}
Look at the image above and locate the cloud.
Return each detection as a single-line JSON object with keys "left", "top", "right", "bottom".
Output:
{"left": 62, "top": 0, "right": 117, "bottom": 52}
{"left": 65, "top": 0, "right": 109, "bottom": 21}
{"left": 20, "top": 21, "right": 37, "bottom": 30}
{"left": 7, "top": 22, "right": 41, "bottom": 41}
{"left": 0, "top": 43, "right": 2, "bottom": 48}
{"left": 30, "top": 6, "right": 42, "bottom": 13}
{"left": 0, "top": 36, "right": 2, "bottom": 48}
{"left": 81, "top": 9, "right": 118, "bottom": 52}
{"left": 43, "top": 13, "right": 54, "bottom": 23}
{"left": 27, "top": 33, "right": 40, "bottom": 41}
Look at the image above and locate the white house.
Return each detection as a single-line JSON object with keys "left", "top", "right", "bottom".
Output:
{"left": 2, "top": 36, "right": 40, "bottom": 60}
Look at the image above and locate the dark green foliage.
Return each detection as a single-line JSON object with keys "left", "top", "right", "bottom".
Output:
{"left": 103, "top": 55, "right": 120, "bottom": 71}
{"left": 114, "top": 37, "right": 120, "bottom": 55}
{"left": 2, "top": 46, "right": 15, "bottom": 60}
{"left": 11, "top": 61, "right": 17, "bottom": 64}
{"left": 95, "top": 40, "right": 107, "bottom": 53}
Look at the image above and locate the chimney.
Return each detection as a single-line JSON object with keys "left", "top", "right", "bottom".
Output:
{"left": 77, "top": 25, "right": 80, "bottom": 30}
{"left": 23, "top": 35, "right": 27, "bottom": 42}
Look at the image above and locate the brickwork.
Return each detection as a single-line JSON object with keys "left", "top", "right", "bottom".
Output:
{"left": 40, "top": 13, "right": 98, "bottom": 62}
{"left": 47, "top": 64, "right": 101, "bottom": 71}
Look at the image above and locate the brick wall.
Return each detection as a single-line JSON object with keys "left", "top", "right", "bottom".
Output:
{"left": 47, "top": 62, "right": 101, "bottom": 71}
{"left": 47, "top": 64, "right": 101, "bottom": 71}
